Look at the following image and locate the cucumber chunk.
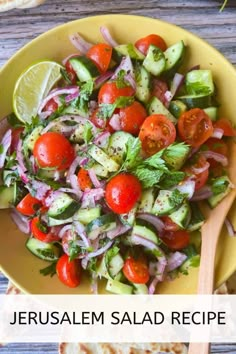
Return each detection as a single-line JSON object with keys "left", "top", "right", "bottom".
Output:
{"left": 177, "top": 93, "right": 212, "bottom": 109}
{"left": 208, "top": 176, "right": 231, "bottom": 208}
{"left": 106, "top": 279, "right": 133, "bottom": 294}
{"left": 88, "top": 145, "right": 120, "bottom": 172}
{"left": 137, "top": 188, "right": 155, "bottom": 213}
{"left": 107, "top": 131, "right": 132, "bottom": 164}
{"left": 169, "top": 100, "right": 187, "bottom": 118}
{"left": 73, "top": 206, "right": 101, "bottom": 225}
{"left": 168, "top": 202, "right": 191, "bottom": 229}
{"left": 164, "top": 40, "right": 185, "bottom": 74}
{"left": 86, "top": 214, "right": 117, "bottom": 240}
{"left": 135, "top": 65, "right": 151, "bottom": 103}
{"left": 24, "top": 126, "right": 43, "bottom": 151}
{"left": 185, "top": 69, "right": 214, "bottom": 95}
{"left": 152, "top": 190, "right": 179, "bottom": 216}
{"left": 47, "top": 192, "right": 79, "bottom": 220}
{"left": 132, "top": 224, "right": 158, "bottom": 244}
{"left": 69, "top": 56, "right": 100, "bottom": 82}
{"left": 148, "top": 96, "right": 177, "bottom": 124}
{"left": 203, "top": 107, "right": 218, "bottom": 121}
{"left": 26, "top": 238, "right": 60, "bottom": 261}
{"left": 133, "top": 283, "right": 148, "bottom": 294}
{"left": 114, "top": 44, "right": 145, "bottom": 60}
{"left": 47, "top": 216, "right": 73, "bottom": 226}
{"left": 0, "top": 185, "right": 15, "bottom": 209}
{"left": 187, "top": 203, "right": 205, "bottom": 232}
{"left": 143, "top": 45, "right": 166, "bottom": 76}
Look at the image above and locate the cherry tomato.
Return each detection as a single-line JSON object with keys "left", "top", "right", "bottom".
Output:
{"left": 77, "top": 168, "right": 92, "bottom": 191}
{"left": 16, "top": 193, "right": 41, "bottom": 216}
{"left": 105, "top": 173, "right": 142, "bottom": 214}
{"left": 43, "top": 98, "right": 58, "bottom": 113}
{"left": 123, "top": 256, "right": 150, "bottom": 284}
{"left": 214, "top": 118, "right": 236, "bottom": 137}
{"left": 135, "top": 34, "right": 167, "bottom": 55}
{"left": 161, "top": 216, "right": 180, "bottom": 232}
{"left": 98, "top": 81, "right": 135, "bottom": 104}
{"left": 119, "top": 101, "right": 147, "bottom": 135}
{"left": 162, "top": 230, "right": 190, "bottom": 250}
{"left": 31, "top": 217, "right": 60, "bottom": 243}
{"left": 138, "top": 114, "right": 176, "bottom": 156}
{"left": 33, "top": 132, "right": 75, "bottom": 171}
{"left": 65, "top": 59, "right": 77, "bottom": 84}
{"left": 90, "top": 108, "right": 115, "bottom": 133}
{"left": 151, "top": 79, "right": 168, "bottom": 105}
{"left": 10, "top": 127, "right": 24, "bottom": 154}
{"left": 178, "top": 108, "right": 213, "bottom": 148}
{"left": 56, "top": 254, "right": 81, "bottom": 288}
{"left": 203, "top": 138, "right": 228, "bottom": 168}
{"left": 184, "top": 155, "right": 209, "bottom": 191}
{"left": 86, "top": 43, "right": 112, "bottom": 73}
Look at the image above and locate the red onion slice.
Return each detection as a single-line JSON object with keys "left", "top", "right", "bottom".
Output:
{"left": 109, "top": 113, "right": 121, "bottom": 131}
{"left": 170, "top": 73, "right": 185, "bottom": 98}
{"left": 191, "top": 161, "right": 210, "bottom": 175}
{"left": 88, "top": 168, "right": 101, "bottom": 188}
{"left": 136, "top": 213, "right": 164, "bottom": 234}
{"left": 66, "top": 156, "right": 85, "bottom": 183}
{"left": 211, "top": 128, "right": 224, "bottom": 139}
{"left": 107, "top": 223, "right": 131, "bottom": 239}
{"left": 166, "top": 252, "right": 187, "bottom": 272}
{"left": 188, "top": 65, "right": 200, "bottom": 72}
{"left": 125, "top": 73, "right": 136, "bottom": 91}
{"left": 95, "top": 71, "right": 113, "bottom": 88}
{"left": 201, "top": 150, "right": 228, "bottom": 166}
{"left": 62, "top": 53, "right": 78, "bottom": 66}
{"left": 58, "top": 224, "right": 72, "bottom": 239}
{"left": 87, "top": 240, "right": 113, "bottom": 258}
{"left": 191, "top": 185, "right": 213, "bottom": 201}
{"left": 69, "top": 174, "right": 82, "bottom": 196}
{"left": 81, "top": 188, "right": 105, "bottom": 208}
{"left": 38, "top": 87, "right": 79, "bottom": 115}
{"left": 26, "top": 180, "right": 51, "bottom": 201}
{"left": 93, "top": 131, "right": 110, "bottom": 148}
{"left": 112, "top": 55, "right": 134, "bottom": 80}
{"left": 148, "top": 277, "right": 159, "bottom": 294}
{"left": 44, "top": 190, "right": 62, "bottom": 207}
{"left": 74, "top": 221, "right": 91, "bottom": 248}
{"left": 11, "top": 209, "right": 30, "bottom": 234}
{"left": 0, "top": 129, "right": 12, "bottom": 168}
{"left": 225, "top": 218, "right": 236, "bottom": 237}
{"left": 130, "top": 234, "right": 160, "bottom": 251}
{"left": 173, "top": 179, "right": 196, "bottom": 199}
{"left": 100, "top": 26, "right": 118, "bottom": 47}
{"left": 16, "top": 139, "right": 29, "bottom": 183}
{"left": 164, "top": 90, "right": 173, "bottom": 105}
{"left": 69, "top": 33, "right": 93, "bottom": 54}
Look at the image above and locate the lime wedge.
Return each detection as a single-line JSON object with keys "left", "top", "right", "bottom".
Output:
{"left": 13, "top": 61, "right": 63, "bottom": 123}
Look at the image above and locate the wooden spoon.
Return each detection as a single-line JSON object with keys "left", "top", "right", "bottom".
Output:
{"left": 188, "top": 140, "right": 236, "bottom": 354}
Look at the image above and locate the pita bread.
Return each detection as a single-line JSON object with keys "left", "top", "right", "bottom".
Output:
{"left": 58, "top": 342, "right": 188, "bottom": 354}
{"left": 0, "top": 0, "right": 45, "bottom": 12}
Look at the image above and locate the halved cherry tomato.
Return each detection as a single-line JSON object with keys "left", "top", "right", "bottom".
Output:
{"left": 31, "top": 217, "right": 60, "bottom": 243}
{"left": 43, "top": 98, "right": 58, "bottom": 113}
{"left": 90, "top": 108, "right": 115, "bottom": 133}
{"left": 203, "top": 138, "right": 228, "bottom": 168}
{"left": 151, "top": 79, "right": 168, "bottom": 105}
{"left": 16, "top": 193, "right": 41, "bottom": 216}
{"left": 123, "top": 256, "right": 150, "bottom": 284}
{"left": 135, "top": 34, "right": 167, "bottom": 55}
{"left": 105, "top": 173, "right": 142, "bottom": 214}
{"left": 33, "top": 132, "right": 75, "bottom": 171}
{"left": 98, "top": 81, "right": 135, "bottom": 104}
{"left": 77, "top": 168, "right": 92, "bottom": 191}
{"left": 10, "top": 127, "right": 24, "bottom": 154}
{"left": 184, "top": 155, "right": 209, "bottom": 191}
{"left": 86, "top": 43, "right": 112, "bottom": 73}
{"left": 56, "top": 254, "right": 81, "bottom": 288}
{"left": 119, "top": 101, "right": 147, "bottom": 135}
{"left": 138, "top": 114, "right": 176, "bottom": 156}
{"left": 161, "top": 230, "right": 190, "bottom": 250}
{"left": 178, "top": 108, "right": 213, "bottom": 148}
{"left": 161, "top": 216, "right": 180, "bottom": 232}
{"left": 214, "top": 118, "right": 236, "bottom": 137}
{"left": 65, "top": 59, "right": 77, "bottom": 84}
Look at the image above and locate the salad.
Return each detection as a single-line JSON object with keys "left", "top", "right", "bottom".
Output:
{"left": 0, "top": 27, "right": 235, "bottom": 294}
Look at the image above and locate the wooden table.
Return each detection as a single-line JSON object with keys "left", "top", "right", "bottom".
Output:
{"left": 0, "top": 0, "right": 236, "bottom": 353}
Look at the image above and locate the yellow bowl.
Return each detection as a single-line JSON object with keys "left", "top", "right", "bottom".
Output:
{"left": 0, "top": 14, "right": 236, "bottom": 294}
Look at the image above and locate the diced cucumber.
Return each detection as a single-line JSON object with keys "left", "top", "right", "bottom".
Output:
{"left": 2, "top": 170, "right": 17, "bottom": 186}
{"left": 120, "top": 203, "right": 138, "bottom": 227}
{"left": 0, "top": 185, "right": 14, "bottom": 209}
{"left": 135, "top": 64, "right": 151, "bottom": 103}
{"left": 132, "top": 224, "right": 158, "bottom": 244}
{"left": 70, "top": 121, "right": 94, "bottom": 143}
{"left": 114, "top": 44, "right": 145, "bottom": 60}
{"left": 86, "top": 213, "right": 117, "bottom": 240}
{"left": 169, "top": 100, "right": 187, "bottom": 118}
{"left": 203, "top": 107, "right": 218, "bottom": 121}
{"left": 88, "top": 145, "right": 120, "bottom": 172}
{"left": 187, "top": 203, "right": 205, "bottom": 232}
{"left": 23, "top": 126, "right": 43, "bottom": 151}
{"left": 92, "top": 163, "right": 109, "bottom": 178}
{"left": 180, "top": 245, "right": 200, "bottom": 275}
{"left": 164, "top": 41, "right": 185, "bottom": 74}
{"left": 73, "top": 206, "right": 101, "bottom": 225}
{"left": 152, "top": 190, "right": 179, "bottom": 216}
{"left": 148, "top": 96, "right": 177, "bottom": 124}
{"left": 185, "top": 69, "right": 214, "bottom": 95}
{"left": 47, "top": 216, "right": 73, "bottom": 226}
{"left": 107, "top": 131, "right": 132, "bottom": 164}
{"left": 133, "top": 283, "right": 148, "bottom": 294}
{"left": 168, "top": 202, "right": 191, "bottom": 229}
{"left": 108, "top": 253, "right": 124, "bottom": 278}
{"left": 143, "top": 45, "right": 166, "bottom": 76}
{"left": 26, "top": 238, "right": 60, "bottom": 261}
{"left": 69, "top": 56, "right": 100, "bottom": 82}
{"left": 37, "top": 168, "right": 59, "bottom": 180}
{"left": 106, "top": 279, "right": 133, "bottom": 294}
{"left": 47, "top": 192, "right": 79, "bottom": 220}
{"left": 137, "top": 188, "right": 155, "bottom": 213}
{"left": 208, "top": 176, "right": 231, "bottom": 208}
{"left": 62, "top": 104, "right": 88, "bottom": 118}
{"left": 177, "top": 93, "right": 212, "bottom": 109}
{"left": 162, "top": 143, "right": 190, "bottom": 171}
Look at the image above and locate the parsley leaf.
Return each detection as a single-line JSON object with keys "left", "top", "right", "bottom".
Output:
{"left": 77, "top": 80, "right": 94, "bottom": 114}
{"left": 68, "top": 240, "right": 81, "bottom": 262}
{"left": 162, "top": 142, "right": 190, "bottom": 170}
{"left": 159, "top": 171, "right": 185, "bottom": 189}
{"left": 40, "top": 262, "right": 57, "bottom": 277}
{"left": 168, "top": 189, "right": 188, "bottom": 208}
{"left": 186, "top": 82, "right": 211, "bottom": 95}
{"left": 105, "top": 245, "right": 120, "bottom": 278}
{"left": 133, "top": 166, "right": 165, "bottom": 188}
{"left": 83, "top": 121, "right": 93, "bottom": 145}
{"left": 60, "top": 68, "right": 73, "bottom": 85}
{"left": 115, "top": 96, "right": 135, "bottom": 108}
{"left": 143, "top": 151, "right": 166, "bottom": 170}
{"left": 97, "top": 103, "right": 116, "bottom": 119}
{"left": 122, "top": 136, "right": 142, "bottom": 170}
{"left": 116, "top": 70, "right": 128, "bottom": 89}
{"left": 87, "top": 257, "right": 97, "bottom": 273}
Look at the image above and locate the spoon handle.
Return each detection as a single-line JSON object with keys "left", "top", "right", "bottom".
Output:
{"left": 188, "top": 342, "right": 210, "bottom": 354}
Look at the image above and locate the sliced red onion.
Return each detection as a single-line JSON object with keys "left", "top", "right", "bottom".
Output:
{"left": 164, "top": 90, "right": 173, "bottom": 104}
{"left": 69, "top": 174, "right": 82, "bottom": 195}
{"left": 29, "top": 156, "right": 38, "bottom": 174}
{"left": 211, "top": 128, "right": 224, "bottom": 139}
{"left": 87, "top": 240, "right": 113, "bottom": 258}
{"left": 100, "top": 26, "right": 118, "bottom": 47}
{"left": 38, "top": 87, "right": 79, "bottom": 115}
{"left": 0, "top": 129, "right": 12, "bottom": 168}
{"left": 16, "top": 139, "right": 29, "bottom": 183}
{"left": 91, "top": 273, "right": 98, "bottom": 294}
{"left": 11, "top": 209, "right": 30, "bottom": 234}
{"left": 173, "top": 179, "right": 196, "bottom": 199}
{"left": 112, "top": 55, "right": 134, "bottom": 79}
{"left": 191, "top": 161, "right": 210, "bottom": 175}
{"left": 188, "top": 146, "right": 200, "bottom": 159}
{"left": 88, "top": 168, "right": 101, "bottom": 188}
{"left": 125, "top": 73, "right": 136, "bottom": 91}
{"left": 62, "top": 230, "right": 74, "bottom": 255}
{"left": 89, "top": 100, "right": 98, "bottom": 111}
{"left": 148, "top": 277, "right": 159, "bottom": 294}
{"left": 81, "top": 188, "right": 105, "bottom": 208}
{"left": 44, "top": 190, "right": 62, "bottom": 207}
{"left": 58, "top": 224, "right": 72, "bottom": 239}
{"left": 191, "top": 185, "right": 213, "bottom": 201}
{"left": 66, "top": 156, "right": 84, "bottom": 183}
{"left": 130, "top": 234, "right": 159, "bottom": 251}
{"left": 107, "top": 223, "right": 131, "bottom": 239}
{"left": 225, "top": 218, "right": 236, "bottom": 237}
{"left": 136, "top": 213, "right": 164, "bottom": 234}
{"left": 26, "top": 180, "right": 51, "bottom": 201}
{"left": 95, "top": 71, "right": 113, "bottom": 88}
{"left": 156, "top": 257, "right": 167, "bottom": 281}
{"left": 62, "top": 53, "right": 79, "bottom": 66}
{"left": 81, "top": 257, "right": 89, "bottom": 270}
{"left": 74, "top": 221, "right": 91, "bottom": 248}
{"left": 93, "top": 131, "right": 110, "bottom": 148}
{"left": 65, "top": 90, "right": 80, "bottom": 104}
{"left": 170, "top": 73, "right": 185, "bottom": 98}
{"left": 69, "top": 33, "right": 93, "bottom": 54}
{"left": 166, "top": 252, "right": 187, "bottom": 272}
{"left": 201, "top": 150, "right": 228, "bottom": 166}
{"left": 109, "top": 113, "right": 121, "bottom": 131}
{"left": 59, "top": 187, "right": 82, "bottom": 200}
